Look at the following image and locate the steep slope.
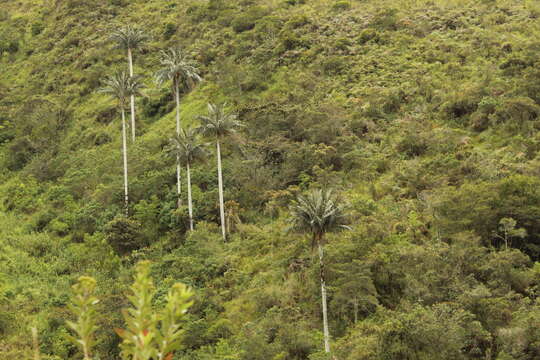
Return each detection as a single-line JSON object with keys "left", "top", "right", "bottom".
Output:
{"left": 1, "top": 0, "right": 540, "bottom": 359}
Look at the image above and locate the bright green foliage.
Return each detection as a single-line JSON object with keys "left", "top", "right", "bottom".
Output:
{"left": 116, "top": 261, "right": 193, "bottom": 360}
{"left": 67, "top": 276, "right": 99, "bottom": 360}
{"left": 117, "top": 261, "right": 159, "bottom": 360}
{"left": 155, "top": 283, "right": 194, "bottom": 360}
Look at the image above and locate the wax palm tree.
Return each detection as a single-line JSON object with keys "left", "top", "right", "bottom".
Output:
{"left": 166, "top": 128, "right": 207, "bottom": 231}
{"left": 109, "top": 25, "right": 147, "bottom": 142}
{"left": 155, "top": 47, "right": 202, "bottom": 207}
{"left": 289, "top": 189, "right": 349, "bottom": 354}
{"left": 197, "top": 103, "right": 243, "bottom": 241}
{"left": 99, "top": 72, "right": 144, "bottom": 216}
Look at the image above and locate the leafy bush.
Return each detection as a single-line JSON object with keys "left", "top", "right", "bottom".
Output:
{"left": 332, "top": 1, "right": 351, "bottom": 11}
{"left": 31, "top": 22, "right": 44, "bottom": 36}
{"left": 357, "top": 28, "right": 379, "bottom": 44}
{"left": 104, "top": 216, "right": 145, "bottom": 254}
{"left": 231, "top": 7, "right": 268, "bottom": 33}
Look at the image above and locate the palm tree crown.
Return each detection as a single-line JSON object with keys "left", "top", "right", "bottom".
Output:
{"left": 155, "top": 47, "right": 202, "bottom": 94}
{"left": 109, "top": 25, "right": 147, "bottom": 50}
{"left": 289, "top": 189, "right": 349, "bottom": 242}
{"left": 99, "top": 72, "right": 144, "bottom": 108}
{"left": 166, "top": 128, "right": 207, "bottom": 166}
{"left": 197, "top": 103, "right": 243, "bottom": 139}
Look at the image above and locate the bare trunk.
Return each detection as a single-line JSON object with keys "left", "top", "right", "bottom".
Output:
{"left": 121, "top": 108, "right": 129, "bottom": 216}
{"left": 353, "top": 298, "right": 358, "bottom": 324}
{"left": 217, "top": 140, "right": 226, "bottom": 241}
{"left": 318, "top": 238, "right": 331, "bottom": 353}
{"left": 175, "top": 82, "right": 182, "bottom": 207}
{"left": 128, "top": 48, "right": 136, "bottom": 142}
{"left": 187, "top": 161, "right": 194, "bottom": 231}
{"left": 31, "top": 327, "right": 41, "bottom": 360}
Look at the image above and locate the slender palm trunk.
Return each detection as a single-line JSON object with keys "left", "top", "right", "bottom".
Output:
{"left": 317, "top": 237, "right": 331, "bottom": 353}
{"left": 216, "top": 140, "right": 226, "bottom": 241}
{"left": 187, "top": 161, "right": 194, "bottom": 231}
{"left": 175, "top": 82, "right": 182, "bottom": 207}
{"left": 31, "top": 327, "right": 41, "bottom": 360}
{"left": 353, "top": 298, "right": 358, "bottom": 324}
{"left": 127, "top": 48, "right": 136, "bottom": 142}
{"left": 121, "top": 108, "right": 129, "bottom": 216}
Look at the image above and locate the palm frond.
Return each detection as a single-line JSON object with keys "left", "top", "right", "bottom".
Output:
{"left": 109, "top": 25, "right": 148, "bottom": 50}
{"left": 155, "top": 47, "right": 202, "bottom": 93}
{"left": 99, "top": 72, "right": 145, "bottom": 108}
{"left": 197, "top": 103, "right": 244, "bottom": 139}
{"left": 289, "top": 189, "right": 349, "bottom": 242}
{"left": 165, "top": 127, "right": 208, "bottom": 165}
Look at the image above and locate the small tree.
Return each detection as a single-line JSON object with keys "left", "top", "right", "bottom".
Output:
{"left": 494, "top": 217, "right": 527, "bottom": 250}
{"left": 289, "top": 189, "right": 349, "bottom": 354}
{"left": 166, "top": 128, "right": 207, "bottom": 231}
{"left": 109, "top": 25, "right": 148, "bottom": 141}
{"left": 198, "top": 103, "right": 243, "bottom": 241}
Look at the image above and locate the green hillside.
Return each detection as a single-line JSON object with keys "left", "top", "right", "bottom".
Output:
{"left": 1, "top": 0, "right": 540, "bottom": 358}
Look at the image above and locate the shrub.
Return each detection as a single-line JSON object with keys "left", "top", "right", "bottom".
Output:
{"left": 284, "top": 0, "right": 305, "bottom": 5}
{"left": 332, "top": 1, "right": 351, "bottom": 11}
{"left": 321, "top": 56, "right": 346, "bottom": 75}
{"left": 163, "top": 23, "right": 176, "bottom": 40}
{"left": 335, "top": 37, "right": 352, "bottom": 51}
{"left": 104, "top": 216, "right": 144, "bottom": 254}
{"left": 31, "top": 22, "right": 44, "bottom": 36}
{"left": 231, "top": 7, "right": 268, "bottom": 33}
{"left": 370, "top": 8, "right": 399, "bottom": 30}
{"left": 357, "top": 28, "right": 379, "bottom": 44}
{"left": 285, "top": 14, "right": 310, "bottom": 29}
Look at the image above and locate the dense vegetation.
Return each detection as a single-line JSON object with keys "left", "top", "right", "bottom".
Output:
{"left": 1, "top": 0, "right": 540, "bottom": 359}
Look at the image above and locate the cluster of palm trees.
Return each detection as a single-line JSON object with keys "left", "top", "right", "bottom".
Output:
{"left": 101, "top": 26, "right": 349, "bottom": 355}
{"left": 101, "top": 26, "right": 241, "bottom": 240}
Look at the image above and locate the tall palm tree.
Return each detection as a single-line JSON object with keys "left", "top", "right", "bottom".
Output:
{"left": 197, "top": 103, "right": 243, "bottom": 241}
{"left": 155, "top": 47, "right": 202, "bottom": 207}
{"left": 109, "top": 25, "right": 147, "bottom": 142}
{"left": 289, "top": 189, "right": 349, "bottom": 354}
{"left": 166, "top": 128, "right": 207, "bottom": 231}
{"left": 99, "top": 72, "right": 143, "bottom": 216}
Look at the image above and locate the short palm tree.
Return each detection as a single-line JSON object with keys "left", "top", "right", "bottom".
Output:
{"left": 99, "top": 72, "right": 143, "bottom": 216}
{"left": 155, "top": 47, "right": 202, "bottom": 207}
{"left": 109, "top": 25, "right": 147, "bottom": 142}
{"left": 197, "top": 103, "right": 243, "bottom": 241}
{"left": 166, "top": 128, "right": 207, "bottom": 231}
{"left": 289, "top": 189, "right": 349, "bottom": 354}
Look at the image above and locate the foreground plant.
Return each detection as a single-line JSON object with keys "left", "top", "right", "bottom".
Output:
{"left": 116, "top": 261, "right": 193, "bottom": 360}
{"left": 67, "top": 276, "right": 99, "bottom": 360}
{"left": 64, "top": 262, "right": 193, "bottom": 360}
